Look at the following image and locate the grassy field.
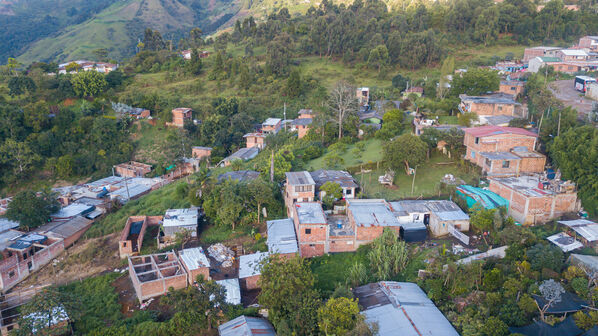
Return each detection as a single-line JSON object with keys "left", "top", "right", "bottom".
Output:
{"left": 357, "top": 153, "right": 479, "bottom": 200}
{"left": 306, "top": 139, "right": 384, "bottom": 170}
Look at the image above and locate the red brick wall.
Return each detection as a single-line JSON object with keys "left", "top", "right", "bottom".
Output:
{"left": 519, "top": 156, "right": 546, "bottom": 173}
{"left": 188, "top": 267, "right": 210, "bottom": 284}
{"left": 469, "top": 102, "right": 516, "bottom": 116}
{"left": 524, "top": 48, "right": 547, "bottom": 62}
{"left": 242, "top": 274, "right": 261, "bottom": 290}
{"left": 499, "top": 84, "right": 525, "bottom": 97}
{"left": 297, "top": 125, "right": 310, "bottom": 139}
{"left": 299, "top": 243, "right": 325, "bottom": 258}
{"left": 192, "top": 148, "right": 212, "bottom": 159}
{"left": 465, "top": 133, "right": 537, "bottom": 163}
{"left": 483, "top": 158, "right": 520, "bottom": 176}
{"left": 328, "top": 237, "right": 356, "bottom": 253}
{"left": 246, "top": 136, "right": 265, "bottom": 149}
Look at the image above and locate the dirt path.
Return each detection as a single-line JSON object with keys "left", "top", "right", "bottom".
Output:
{"left": 549, "top": 79, "right": 595, "bottom": 117}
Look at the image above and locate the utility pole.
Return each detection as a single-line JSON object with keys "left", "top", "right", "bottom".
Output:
{"left": 411, "top": 166, "right": 418, "bottom": 195}
{"left": 270, "top": 150, "right": 274, "bottom": 182}
{"left": 124, "top": 176, "right": 131, "bottom": 202}
{"left": 536, "top": 108, "right": 546, "bottom": 151}
{"left": 557, "top": 110, "right": 562, "bottom": 137}
{"left": 283, "top": 102, "right": 287, "bottom": 131}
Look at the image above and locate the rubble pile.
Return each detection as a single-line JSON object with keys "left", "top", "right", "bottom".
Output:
{"left": 207, "top": 243, "right": 234, "bottom": 267}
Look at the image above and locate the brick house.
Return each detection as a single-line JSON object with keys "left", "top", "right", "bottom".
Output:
{"left": 113, "top": 161, "right": 152, "bottom": 178}
{"left": 192, "top": 146, "right": 212, "bottom": 160}
{"left": 284, "top": 171, "right": 316, "bottom": 216}
{"left": 298, "top": 109, "right": 314, "bottom": 119}
{"left": 128, "top": 252, "right": 188, "bottom": 301}
{"left": 459, "top": 93, "right": 525, "bottom": 119}
{"left": 243, "top": 133, "right": 267, "bottom": 149}
{"left": 291, "top": 202, "right": 328, "bottom": 257}
{"left": 347, "top": 199, "right": 402, "bottom": 248}
{"left": 523, "top": 46, "right": 561, "bottom": 62}
{"left": 170, "top": 108, "right": 192, "bottom": 127}
{"left": 41, "top": 216, "right": 93, "bottom": 248}
{"left": 499, "top": 81, "right": 525, "bottom": 97}
{"left": 356, "top": 87, "right": 370, "bottom": 106}
{"left": 261, "top": 118, "right": 282, "bottom": 135}
{"left": 0, "top": 233, "right": 65, "bottom": 292}
{"left": 578, "top": 36, "right": 598, "bottom": 52}
{"left": 291, "top": 118, "right": 312, "bottom": 139}
{"left": 178, "top": 247, "right": 211, "bottom": 284}
{"left": 119, "top": 216, "right": 163, "bottom": 258}
{"left": 309, "top": 170, "right": 359, "bottom": 199}
{"left": 239, "top": 252, "right": 268, "bottom": 290}
{"left": 489, "top": 174, "right": 580, "bottom": 225}
{"left": 464, "top": 126, "right": 545, "bottom": 177}
{"left": 266, "top": 218, "right": 298, "bottom": 259}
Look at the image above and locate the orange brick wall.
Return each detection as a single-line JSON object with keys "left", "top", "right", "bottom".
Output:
{"left": 192, "top": 148, "right": 211, "bottom": 159}
{"left": 297, "top": 125, "right": 310, "bottom": 139}
{"left": 246, "top": 136, "right": 265, "bottom": 149}
{"left": 519, "top": 156, "right": 546, "bottom": 173}
{"left": 299, "top": 243, "right": 325, "bottom": 258}
{"left": 465, "top": 133, "right": 536, "bottom": 163}
{"left": 328, "top": 236, "right": 356, "bottom": 253}
{"left": 483, "top": 158, "right": 521, "bottom": 176}
{"left": 468, "top": 102, "right": 516, "bottom": 116}
{"left": 242, "top": 274, "right": 261, "bottom": 290}
{"left": 188, "top": 267, "right": 210, "bottom": 284}
{"left": 499, "top": 84, "right": 525, "bottom": 97}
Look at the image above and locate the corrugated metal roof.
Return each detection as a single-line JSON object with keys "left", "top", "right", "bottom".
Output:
{"left": 267, "top": 219, "right": 298, "bottom": 255}
{"left": 226, "top": 147, "right": 259, "bottom": 161}
{"left": 52, "top": 203, "right": 94, "bottom": 219}
{"left": 347, "top": 199, "right": 400, "bottom": 227}
{"left": 568, "top": 254, "right": 598, "bottom": 273}
{"left": 558, "top": 219, "right": 598, "bottom": 242}
{"left": 310, "top": 170, "right": 358, "bottom": 189}
{"left": 263, "top": 118, "right": 282, "bottom": 126}
{"left": 218, "top": 315, "right": 276, "bottom": 336}
{"left": 354, "top": 282, "right": 459, "bottom": 336}
{"left": 547, "top": 232, "right": 584, "bottom": 252}
{"left": 163, "top": 208, "right": 198, "bottom": 228}
{"left": 44, "top": 216, "right": 93, "bottom": 239}
{"left": 285, "top": 171, "right": 315, "bottom": 186}
{"left": 216, "top": 278, "right": 241, "bottom": 305}
{"left": 0, "top": 230, "right": 24, "bottom": 251}
{"left": 179, "top": 247, "right": 210, "bottom": 270}
{"left": 478, "top": 151, "right": 521, "bottom": 160}
{"left": 0, "top": 218, "right": 19, "bottom": 233}
{"left": 238, "top": 252, "right": 268, "bottom": 279}
{"left": 295, "top": 202, "right": 326, "bottom": 225}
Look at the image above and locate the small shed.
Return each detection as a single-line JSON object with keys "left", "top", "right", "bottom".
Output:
{"left": 218, "top": 315, "right": 276, "bottom": 336}
{"left": 239, "top": 252, "right": 268, "bottom": 290}
{"left": 179, "top": 247, "right": 211, "bottom": 284}
{"left": 216, "top": 278, "right": 241, "bottom": 305}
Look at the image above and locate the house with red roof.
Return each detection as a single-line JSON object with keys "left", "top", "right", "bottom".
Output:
{"left": 464, "top": 126, "right": 546, "bottom": 177}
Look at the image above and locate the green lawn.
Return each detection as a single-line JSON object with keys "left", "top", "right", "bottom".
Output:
{"left": 358, "top": 153, "right": 480, "bottom": 200}
{"left": 310, "top": 248, "right": 369, "bottom": 295}
{"left": 306, "top": 139, "right": 384, "bottom": 170}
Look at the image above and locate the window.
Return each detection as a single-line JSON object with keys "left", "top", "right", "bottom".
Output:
{"left": 485, "top": 158, "right": 492, "bottom": 167}
{"left": 345, "top": 189, "right": 352, "bottom": 196}
{"left": 471, "top": 151, "right": 476, "bottom": 158}
{"left": 8, "top": 271, "right": 15, "bottom": 278}
{"left": 123, "top": 242, "right": 127, "bottom": 247}
{"left": 502, "top": 160, "right": 510, "bottom": 168}
{"left": 305, "top": 229, "right": 311, "bottom": 235}
{"left": 295, "top": 185, "right": 313, "bottom": 193}
{"left": 511, "top": 87, "right": 516, "bottom": 90}
{"left": 498, "top": 106, "right": 503, "bottom": 111}
{"left": 23, "top": 253, "right": 27, "bottom": 260}
{"left": 474, "top": 137, "right": 479, "bottom": 144}
{"left": 7, "top": 251, "right": 12, "bottom": 257}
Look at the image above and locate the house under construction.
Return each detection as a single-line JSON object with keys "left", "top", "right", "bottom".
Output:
{"left": 127, "top": 252, "right": 188, "bottom": 301}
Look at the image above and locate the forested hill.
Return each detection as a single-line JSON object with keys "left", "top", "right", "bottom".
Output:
{"left": 0, "top": 0, "right": 241, "bottom": 64}
{"left": 4, "top": 0, "right": 598, "bottom": 65}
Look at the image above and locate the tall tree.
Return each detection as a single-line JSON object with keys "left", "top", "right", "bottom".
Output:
{"left": 0, "top": 138, "right": 39, "bottom": 178}
{"left": 328, "top": 81, "right": 358, "bottom": 139}
{"left": 70, "top": 71, "right": 108, "bottom": 97}
{"left": 383, "top": 133, "right": 427, "bottom": 174}
{"left": 259, "top": 256, "right": 321, "bottom": 335}
{"left": 450, "top": 68, "right": 500, "bottom": 96}
{"left": 6, "top": 189, "right": 60, "bottom": 230}
{"left": 317, "top": 297, "right": 361, "bottom": 336}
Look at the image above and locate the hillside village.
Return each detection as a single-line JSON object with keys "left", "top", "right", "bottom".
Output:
{"left": 1, "top": 1, "right": 598, "bottom": 335}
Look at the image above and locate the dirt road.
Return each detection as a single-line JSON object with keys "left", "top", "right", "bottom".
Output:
{"left": 549, "top": 80, "right": 595, "bottom": 116}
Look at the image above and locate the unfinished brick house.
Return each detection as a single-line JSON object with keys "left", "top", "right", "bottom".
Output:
{"left": 0, "top": 233, "right": 65, "bottom": 292}
{"left": 128, "top": 252, "right": 188, "bottom": 301}
{"left": 119, "top": 216, "right": 163, "bottom": 258}
{"left": 464, "top": 126, "right": 546, "bottom": 177}
{"left": 291, "top": 118, "right": 312, "bottom": 139}
{"left": 261, "top": 118, "right": 282, "bottom": 135}
{"left": 523, "top": 46, "right": 561, "bottom": 62}
{"left": 499, "top": 81, "right": 525, "bottom": 97}
{"left": 459, "top": 93, "right": 525, "bottom": 119}
{"left": 170, "top": 108, "right": 192, "bottom": 127}
{"left": 192, "top": 146, "right": 212, "bottom": 160}
{"left": 489, "top": 174, "right": 580, "bottom": 225}
{"left": 243, "top": 133, "right": 267, "bottom": 150}
{"left": 291, "top": 202, "right": 328, "bottom": 257}
{"left": 284, "top": 172, "right": 315, "bottom": 217}
{"left": 346, "top": 199, "right": 402, "bottom": 248}
{"left": 113, "top": 161, "right": 152, "bottom": 178}
{"left": 239, "top": 251, "right": 268, "bottom": 290}
{"left": 178, "top": 247, "right": 210, "bottom": 284}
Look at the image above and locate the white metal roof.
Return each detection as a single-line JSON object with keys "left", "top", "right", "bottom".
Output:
{"left": 262, "top": 118, "right": 282, "bottom": 126}
{"left": 0, "top": 218, "right": 19, "bottom": 233}
{"left": 267, "top": 218, "right": 298, "bottom": 255}
{"left": 216, "top": 278, "right": 241, "bottom": 305}
{"left": 52, "top": 203, "right": 94, "bottom": 219}
{"left": 295, "top": 202, "right": 326, "bottom": 225}
{"left": 356, "top": 282, "right": 459, "bottom": 336}
{"left": 547, "top": 232, "right": 584, "bottom": 252}
{"left": 347, "top": 199, "right": 400, "bottom": 227}
{"left": 238, "top": 252, "right": 268, "bottom": 279}
{"left": 560, "top": 49, "right": 588, "bottom": 56}
{"left": 558, "top": 219, "right": 598, "bottom": 242}
{"left": 179, "top": 247, "right": 210, "bottom": 270}
{"left": 163, "top": 208, "right": 199, "bottom": 228}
